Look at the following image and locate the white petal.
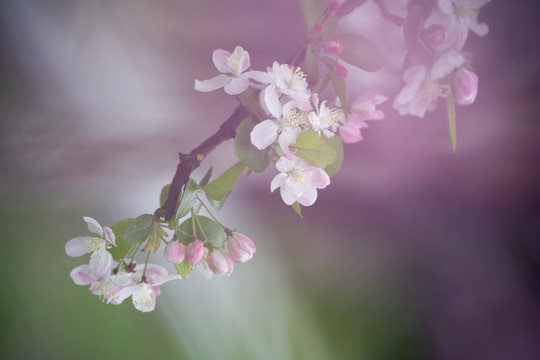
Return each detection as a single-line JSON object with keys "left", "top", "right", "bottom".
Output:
{"left": 250, "top": 120, "right": 279, "bottom": 150}
{"left": 194, "top": 74, "right": 230, "bottom": 92}
{"left": 264, "top": 86, "right": 282, "bottom": 119}
{"left": 280, "top": 185, "right": 299, "bottom": 205}
{"left": 469, "top": 22, "right": 489, "bottom": 37}
{"left": 431, "top": 51, "right": 464, "bottom": 79}
{"left": 65, "top": 236, "right": 92, "bottom": 257}
{"left": 275, "top": 155, "right": 296, "bottom": 173}
{"left": 278, "top": 127, "right": 301, "bottom": 154}
{"left": 89, "top": 250, "right": 113, "bottom": 280}
{"left": 83, "top": 216, "right": 103, "bottom": 236}
{"left": 212, "top": 49, "right": 232, "bottom": 73}
{"left": 224, "top": 76, "right": 249, "bottom": 95}
{"left": 297, "top": 188, "right": 317, "bottom": 206}
{"left": 70, "top": 264, "right": 94, "bottom": 285}
{"left": 270, "top": 173, "right": 288, "bottom": 193}
{"left": 233, "top": 46, "right": 251, "bottom": 73}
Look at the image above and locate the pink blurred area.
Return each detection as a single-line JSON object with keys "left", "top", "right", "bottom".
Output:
{"left": 1, "top": 0, "right": 540, "bottom": 359}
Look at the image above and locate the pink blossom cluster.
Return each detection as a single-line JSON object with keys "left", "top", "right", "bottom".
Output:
{"left": 66, "top": 217, "right": 180, "bottom": 312}
{"left": 393, "top": 0, "right": 489, "bottom": 117}
{"left": 163, "top": 231, "right": 256, "bottom": 278}
{"left": 195, "top": 46, "right": 387, "bottom": 206}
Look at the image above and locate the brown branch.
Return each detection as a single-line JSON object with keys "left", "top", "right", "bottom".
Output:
{"left": 156, "top": 104, "right": 249, "bottom": 221}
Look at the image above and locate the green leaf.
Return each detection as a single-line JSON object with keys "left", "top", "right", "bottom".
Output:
{"left": 174, "top": 260, "right": 193, "bottom": 279}
{"left": 203, "top": 161, "right": 245, "bottom": 201}
{"left": 336, "top": 33, "right": 382, "bottom": 72}
{"left": 208, "top": 191, "right": 230, "bottom": 211}
{"left": 446, "top": 90, "right": 457, "bottom": 152}
{"left": 323, "top": 135, "right": 344, "bottom": 176}
{"left": 199, "top": 167, "right": 213, "bottom": 187}
{"left": 304, "top": 45, "right": 319, "bottom": 86}
{"left": 238, "top": 89, "right": 267, "bottom": 121}
{"left": 159, "top": 184, "right": 171, "bottom": 207}
{"left": 234, "top": 115, "right": 269, "bottom": 173}
{"left": 176, "top": 216, "right": 226, "bottom": 249}
{"left": 124, "top": 214, "right": 153, "bottom": 245}
{"left": 175, "top": 179, "right": 198, "bottom": 221}
{"left": 108, "top": 218, "right": 134, "bottom": 260}
{"left": 292, "top": 201, "right": 303, "bottom": 218}
{"left": 293, "top": 130, "right": 337, "bottom": 168}
{"left": 327, "top": 65, "right": 348, "bottom": 119}
{"left": 299, "top": 0, "right": 327, "bottom": 29}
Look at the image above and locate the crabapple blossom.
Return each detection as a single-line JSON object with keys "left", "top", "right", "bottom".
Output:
{"left": 185, "top": 238, "right": 205, "bottom": 265}
{"left": 65, "top": 216, "right": 116, "bottom": 280}
{"left": 267, "top": 62, "right": 311, "bottom": 108}
{"left": 270, "top": 155, "right": 330, "bottom": 206}
{"left": 164, "top": 239, "right": 185, "bottom": 263}
{"left": 393, "top": 51, "right": 465, "bottom": 117}
{"left": 452, "top": 68, "right": 478, "bottom": 105}
{"left": 194, "top": 46, "right": 253, "bottom": 95}
{"left": 337, "top": 91, "right": 387, "bottom": 143}
{"left": 227, "top": 231, "right": 256, "bottom": 263}
{"left": 308, "top": 94, "right": 338, "bottom": 138}
{"left": 206, "top": 249, "right": 234, "bottom": 276}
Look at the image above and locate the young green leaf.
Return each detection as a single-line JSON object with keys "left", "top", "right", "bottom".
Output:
{"left": 336, "top": 33, "right": 382, "bottom": 72}
{"left": 199, "top": 167, "right": 213, "bottom": 187}
{"left": 175, "top": 179, "right": 199, "bottom": 221}
{"left": 446, "top": 90, "right": 457, "bottom": 152}
{"left": 174, "top": 260, "right": 193, "bottom": 279}
{"left": 299, "top": 0, "right": 327, "bottom": 29}
{"left": 108, "top": 218, "right": 134, "bottom": 260}
{"left": 176, "top": 216, "right": 226, "bottom": 249}
{"left": 238, "top": 89, "right": 267, "bottom": 121}
{"left": 323, "top": 135, "right": 344, "bottom": 177}
{"left": 234, "top": 115, "right": 269, "bottom": 173}
{"left": 208, "top": 191, "right": 230, "bottom": 211}
{"left": 124, "top": 214, "right": 153, "bottom": 245}
{"left": 304, "top": 45, "right": 319, "bottom": 86}
{"left": 293, "top": 130, "right": 337, "bottom": 168}
{"left": 292, "top": 201, "right": 303, "bottom": 218}
{"left": 203, "top": 161, "right": 245, "bottom": 201}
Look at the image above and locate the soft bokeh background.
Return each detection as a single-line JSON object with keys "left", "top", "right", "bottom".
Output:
{"left": 1, "top": 0, "right": 539, "bottom": 359}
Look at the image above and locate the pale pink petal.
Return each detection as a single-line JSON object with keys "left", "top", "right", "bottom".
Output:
{"left": 339, "top": 124, "right": 363, "bottom": 143}
{"left": 65, "top": 236, "right": 92, "bottom": 257}
{"left": 111, "top": 284, "right": 139, "bottom": 304}
{"left": 132, "top": 284, "right": 157, "bottom": 312}
{"left": 250, "top": 120, "right": 279, "bottom": 150}
{"left": 83, "top": 216, "right": 103, "bottom": 236}
{"left": 275, "top": 156, "right": 296, "bottom": 173}
{"left": 103, "top": 226, "right": 116, "bottom": 247}
{"left": 270, "top": 173, "right": 288, "bottom": 192}
{"left": 308, "top": 168, "right": 331, "bottom": 189}
{"left": 469, "top": 21, "right": 489, "bottom": 37}
{"left": 212, "top": 49, "right": 232, "bottom": 73}
{"left": 89, "top": 250, "right": 113, "bottom": 280}
{"left": 297, "top": 188, "right": 317, "bottom": 206}
{"left": 246, "top": 70, "right": 270, "bottom": 85}
{"left": 194, "top": 74, "right": 231, "bottom": 92}
{"left": 278, "top": 127, "right": 301, "bottom": 154}
{"left": 280, "top": 185, "right": 299, "bottom": 205}
{"left": 224, "top": 76, "right": 249, "bottom": 95}
{"left": 70, "top": 265, "right": 94, "bottom": 285}
{"left": 264, "top": 86, "right": 282, "bottom": 119}
{"left": 431, "top": 51, "right": 464, "bottom": 79}
{"left": 233, "top": 46, "right": 251, "bottom": 73}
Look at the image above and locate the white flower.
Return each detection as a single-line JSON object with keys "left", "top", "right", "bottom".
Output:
{"left": 308, "top": 94, "right": 337, "bottom": 138}
{"left": 195, "top": 46, "right": 253, "bottom": 95}
{"left": 270, "top": 155, "right": 330, "bottom": 206}
{"left": 65, "top": 216, "right": 116, "bottom": 280}
{"left": 267, "top": 62, "right": 311, "bottom": 109}
{"left": 250, "top": 86, "right": 305, "bottom": 153}
{"left": 393, "top": 51, "right": 465, "bottom": 117}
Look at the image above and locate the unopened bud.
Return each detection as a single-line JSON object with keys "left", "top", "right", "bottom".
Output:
{"left": 227, "top": 232, "right": 256, "bottom": 263}
{"left": 185, "top": 238, "right": 204, "bottom": 265}
{"left": 324, "top": 38, "right": 344, "bottom": 55}
{"left": 452, "top": 69, "right": 478, "bottom": 106}
{"left": 314, "top": 23, "right": 324, "bottom": 32}
{"left": 207, "top": 249, "right": 234, "bottom": 276}
{"left": 423, "top": 24, "right": 447, "bottom": 47}
{"left": 334, "top": 63, "right": 348, "bottom": 78}
{"left": 328, "top": 2, "right": 341, "bottom": 15}
{"left": 164, "top": 240, "right": 185, "bottom": 263}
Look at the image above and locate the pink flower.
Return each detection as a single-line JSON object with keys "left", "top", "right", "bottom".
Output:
{"left": 452, "top": 69, "right": 478, "bottom": 105}
{"left": 206, "top": 249, "right": 234, "bottom": 276}
{"left": 308, "top": 93, "right": 337, "bottom": 138}
{"left": 328, "top": 2, "right": 341, "bottom": 15}
{"left": 334, "top": 64, "right": 348, "bottom": 78}
{"left": 227, "top": 232, "right": 256, "bottom": 263}
{"left": 185, "top": 238, "right": 204, "bottom": 265}
{"left": 270, "top": 155, "right": 330, "bottom": 206}
{"left": 194, "top": 46, "right": 253, "bottom": 95}
{"left": 324, "top": 38, "right": 344, "bottom": 55}
{"left": 164, "top": 240, "right": 185, "bottom": 263}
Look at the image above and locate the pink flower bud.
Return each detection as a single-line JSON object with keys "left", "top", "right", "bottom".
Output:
{"left": 328, "top": 2, "right": 341, "bottom": 15}
{"left": 334, "top": 63, "right": 348, "bottom": 78}
{"left": 452, "top": 69, "right": 478, "bottom": 106}
{"left": 103, "top": 226, "right": 116, "bottom": 247}
{"left": 164, "top": 240, "right": 185, "bottom": 263}
{"left": 314, "top": 23, "right": 324, "bottom": 32}
{"left": 324, "top": 38, "right": 344, "bottom": 55}
{"left": 185, "top": 238, "right": 204, "bottom": 265}
{"left": 207, "top": 249, "right": 234, "bottom": 276}
{"left": 227, "top": 232, "right": 256, "bottom": 263}
{"left": 422, "top": 24, "right": 447, "bottom": 47}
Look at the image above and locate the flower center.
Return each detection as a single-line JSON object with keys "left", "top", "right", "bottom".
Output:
{"left": 290, "top": 170, "right": 307, "bottom": 187}
{"left": 226, "top": 53, "right": 245, "bottom": 76}
{"left": 84, "top": 237, "right": 105, "bottom": 253}
{"left": 424, "top": 78, "right": 443, "bottom": 102}
{"left": 454, "top": 1, "right": 479, "bottom": 19}
{"left": 285, "top": 108, "right": 308, "bottom": 128}
{"left": 289, "top": 67, "right": 307, "bottom": 90}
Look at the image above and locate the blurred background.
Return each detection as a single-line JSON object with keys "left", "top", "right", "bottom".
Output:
{"left": 1, "top": 0, "right": 539, "bottom": 359}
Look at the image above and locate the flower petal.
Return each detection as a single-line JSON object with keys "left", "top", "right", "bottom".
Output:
{"left": 270, "top": 173, "right": 288, "bottom": 193}
{"left": 83, "top": 216, "right": 103, "bottom": 236}
{"left": 70, "top": 264, "right": 94, "bottom": 285}
{"left": 65, "top": 236, "right": 92, "bottom": 257}
{"left": 194, "top": 74, "right": 231, "bottom": 92}
{"left": 224, "top": 76, "right": 249, "bottom": 95}
{"left": 212, "top": 49, "right": 232, "bottom": 73}
{"left": 250, "top": 120, "right": 279, "bottom": 150}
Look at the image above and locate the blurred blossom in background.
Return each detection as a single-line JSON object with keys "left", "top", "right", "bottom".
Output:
{"left": 1, "top": 0, "right": 540, "bottom": 359}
